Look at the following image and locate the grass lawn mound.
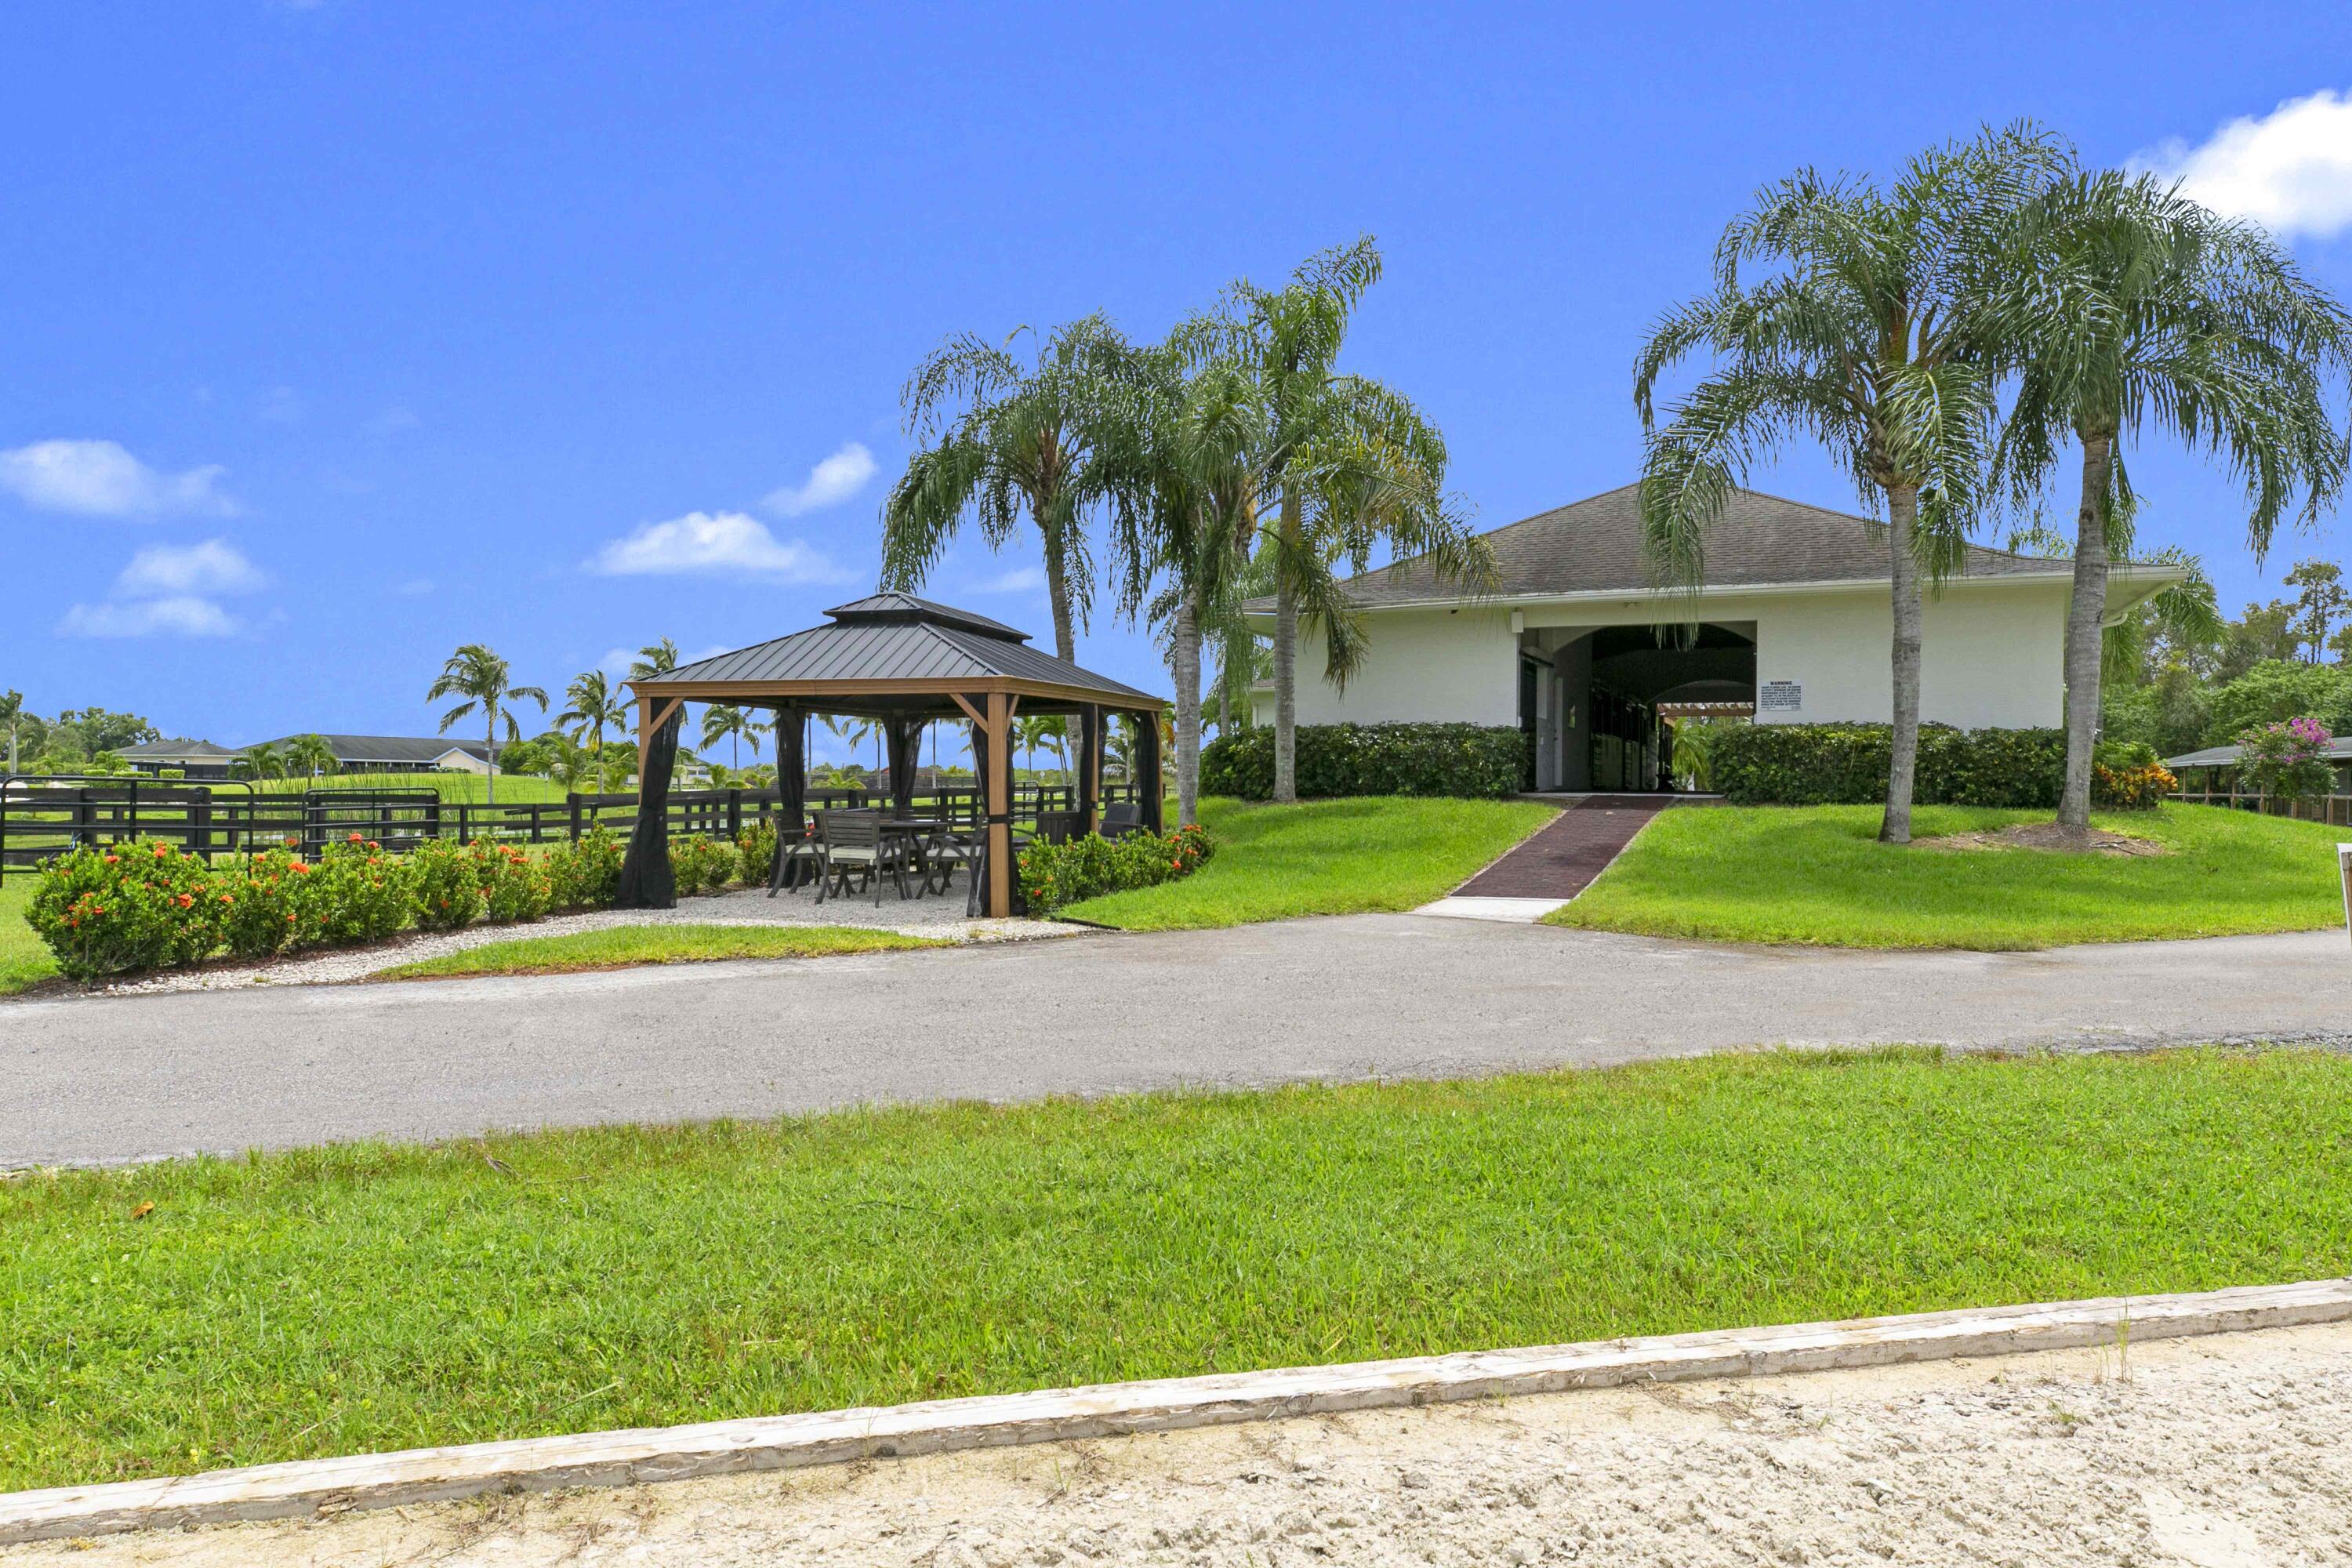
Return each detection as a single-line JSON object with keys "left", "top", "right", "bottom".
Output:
{"left": 1062, "top": 795, "right": 1556, "bottom": 930}
{"left": 376, "top": 924, "right": 946, "bottom": 979}
{"left": 1552, "top": 803, "right": 2346, "bottom": 951}
{"left": 1918, "top": 822, "right": 2167, "bottom": 857}
{"left": 5, "top": 1046, "right": 2350, "bottom": 1492}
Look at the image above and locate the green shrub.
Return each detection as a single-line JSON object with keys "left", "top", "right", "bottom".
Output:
{"left": 26, "top": 840, "right": 223, "bottom": 982}
{"left": 668, "top": 833, "right": 735, "bottom": 896}
{"left": 735, "top": 818, "right": 779, "bottom": 887}
{"left": 1200, "top": 723, "right": 1525, "bottom": 800}
{"left": 218, "top": 844, "right": 325, "bottom": 957}
{"left": 546, "top": 826, "right": 624, "bottom": 911}
{"left": 410, "top": 840, "right": 484, "bottom": 932}
{"left": 1019, "top": 824, "right": 1214, "bottom": 915}
{"left": 1710, "top": 724, "right": 2071, "bottom": 808}
{"left": 312, "top": 834, "right": 416, "bottom": 944}
{"left": 469, "top": 840, "right": 554, "bottom": 923}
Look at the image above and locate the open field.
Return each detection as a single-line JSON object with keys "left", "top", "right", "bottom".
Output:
{"left": 1062, "top": 795, "right": 1557, "bottom": 928}
{"left": 7, "top": 1046, "right": 2352, "bottom": 1492}
{"left": 1553, "top": 803, "right": 2350, "bottom": 949}
{"left": 376, "top": 923, "right": 946, "bottom": 978}
{"left": 243, "top": 771, "right": 575, "bottom": 804}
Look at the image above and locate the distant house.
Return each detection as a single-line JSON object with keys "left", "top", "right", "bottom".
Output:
{"left": 2166, "top": 739, "right": 2352, "bottom": 800}
{"left": 118, "top": 734, "right": 502, "bottom": 780}
{"left": 245, "top": 735, "right": 503, "bottom": 775}
{"left": 1244, "top": 484, "right": 2188, "bottom": 793}
{"left": 115, "top": 739, "right": 244, "bottom": 780}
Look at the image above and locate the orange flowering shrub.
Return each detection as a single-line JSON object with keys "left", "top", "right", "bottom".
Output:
{"left": 410, "top": 839, "right": 485, "bottom": 932}
{"left": 25, "top": 839, "right": 223, "bottom": 981}
{"left": 219, "top": 842, "right": 326, "bottom": 957}
{"left": 1018, "top": 823, "right": 1215, "bottom": 915}
{"left": 312, "top": 834, "right": 416, "bottom": 943}
{"left": 468, "top": 839, "right": 554, "bottom": 923}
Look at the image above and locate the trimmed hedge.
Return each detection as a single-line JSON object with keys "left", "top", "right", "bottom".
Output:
{"left": 1200, "top": 723, "right": 1527, "bottom": 800}
{"left": 1711, "top": 723, "right": 2162, "bottom": 810}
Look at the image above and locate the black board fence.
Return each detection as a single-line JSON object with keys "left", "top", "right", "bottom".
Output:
{"left": 0, "top": 775, "right": 1149, "bottom": 880}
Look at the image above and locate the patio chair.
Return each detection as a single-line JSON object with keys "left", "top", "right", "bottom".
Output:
{"left": 814, "top": 810, "right": 911, "bottom": 906}
{"left": 1098, "top": 802, "right": 1144, "bottom": 840}
{"left": 766, "top": 812, "right": 822, "bottom": 897}
{"left": 924, "top": 823, "right": 979, "bottom": 899}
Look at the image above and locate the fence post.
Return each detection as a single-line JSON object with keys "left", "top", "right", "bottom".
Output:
{"left": 728, "top": 787, "right": 742, "bottom": 840}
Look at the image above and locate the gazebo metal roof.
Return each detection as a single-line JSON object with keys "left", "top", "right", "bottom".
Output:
{"left": 632, "top": 592, "right": 1159, "bottom": 711}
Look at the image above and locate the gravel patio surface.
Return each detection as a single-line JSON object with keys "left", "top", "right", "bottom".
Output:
{"left": 74, "top": 877, "right": 1083, "bottom": 997}
{"left": 24, "top": 1318, "right": 2348, "bottom": 1566}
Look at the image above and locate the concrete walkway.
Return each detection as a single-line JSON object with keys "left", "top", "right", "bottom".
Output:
{"left": 5, "top": 916, "right": 2346, "bottom": 1167}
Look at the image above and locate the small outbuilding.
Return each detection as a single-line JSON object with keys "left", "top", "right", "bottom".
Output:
{"left": 620, "top": 593, "right": 1167, "bottom": 915}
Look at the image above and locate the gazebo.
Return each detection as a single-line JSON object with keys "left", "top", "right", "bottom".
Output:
{"left": 618, "top": 593, "right": 1166, "bottom": 916}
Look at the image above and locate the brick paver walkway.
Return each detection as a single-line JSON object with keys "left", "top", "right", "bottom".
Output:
{"left": 1450, "top": 796, "right": 1671, "bottom": 900}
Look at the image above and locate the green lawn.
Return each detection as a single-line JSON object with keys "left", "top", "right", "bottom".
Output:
{"left": 6, "top": 1047, "right": 2352, "bottom": 1490}
{"left": 1552, "top": 803, "right": 2348, "bottom": 950}
{"left": 0, "top": 878, "right": 55, "bottom": 995}
{"left": 1062, "top": 795, "right": 1558, "bottom": 928}
{"left": 378, "top": 924, "right": 946, "bottom": 978}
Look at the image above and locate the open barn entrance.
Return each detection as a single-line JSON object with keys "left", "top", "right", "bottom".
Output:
{"left": 1518, "top": 622, "right": 1755, "bottom": 793}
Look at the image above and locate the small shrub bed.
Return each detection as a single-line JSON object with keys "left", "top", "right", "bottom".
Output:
{"left": 21, "top": 821, "right": 771, "bottom": 985}
{"left": 1711, "top": 724, "right": 2170, "bottom": 810}
{"left": 1201, "top": 723, "right": 1526, "bottom": 800}
{"left": 1019, "top": 824, "right": 1214, "bottom": 916}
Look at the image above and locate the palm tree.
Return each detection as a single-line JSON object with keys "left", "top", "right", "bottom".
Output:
{"left": 557, "top": 670, "right": 629, "bottom": 777}
{"left": 283, "top": 733, "right": 336, "bottom": 780}
{"left": 627, "top": 640, "right": 681, "bottom": 681}
{"left": 1991, "top": 170, "right": 2352, "bottom": 832}
{"left": 820, "top": 714, "right": 881, "bottom": 782}
{"left": 700, "top": 704, "right": 768, "bottom": 771}
{"left": 881, "top": 315, "right": 1142, "bottom": 662}
{"left": 1635, "top": 125, "right": 2065, "bottom": 844}
{"left": 1213, "top": 238, "right": 1490, "bottom": 804}
{"left": 426, "top": 644, "right": 547, "bottom": 806}
{"left": 231, "top": 741, "right": 286, "bottom": 782}
{"left": 1102, "top": 339, "right": 1276, "bottom": 826}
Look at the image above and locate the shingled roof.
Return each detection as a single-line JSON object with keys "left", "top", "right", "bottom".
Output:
{"left": 1266, "top": 483, "right": 2077, "bottom": 610}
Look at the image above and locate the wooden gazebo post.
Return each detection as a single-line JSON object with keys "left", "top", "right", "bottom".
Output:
{"left": 985, "top": 692, "right": 1014, "bottom": 917}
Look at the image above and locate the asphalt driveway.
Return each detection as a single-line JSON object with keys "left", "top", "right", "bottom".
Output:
{"left": 5, "top": 916, "right": 2347, "bottom": 1167}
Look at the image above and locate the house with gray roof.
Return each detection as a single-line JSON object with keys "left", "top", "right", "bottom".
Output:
{"left": 1245, "top": 484, "right": 2188, "bottom": 792}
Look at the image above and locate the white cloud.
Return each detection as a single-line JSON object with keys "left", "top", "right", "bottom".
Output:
{"left": 586, "top": 510, "right": 850, "bottom": 582}
{"left": 58, "top": 597, "right": 242, "bottom": 639}
{"left": 969, "top": 564, "right": 1045, "bottom": 595}
{"left": 114, "top": 538, "right": 267, "bottom": 597}
{"left": 2135, "top": 89, "right": 2352, "bottom": 240}
{"left": 761, "top": 441, "right": 877, "bottom": 517}
{"left": 0, "top": 438, "right": 238, "bottom": 519}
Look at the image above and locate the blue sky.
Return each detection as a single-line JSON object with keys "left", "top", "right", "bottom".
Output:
{"left": 5, "top": 2, "right": 2350, "bottom": 760}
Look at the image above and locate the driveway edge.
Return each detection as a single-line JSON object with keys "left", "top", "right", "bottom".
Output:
{"left": 7, "top": 1277, "right": 2350, "bottom": 1544}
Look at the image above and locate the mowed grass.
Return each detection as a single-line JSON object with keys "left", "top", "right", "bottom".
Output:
{"left": 1062, "top": 795, "right": 1557, "bottom": 929}
{"left": 1552, "top": 803, "right": 2350, "bottom": 950}
{"left": 7, "top": 1047, "right": 2352, "bottom": 1490}
{"left": 379, "top": 924, "right": 946, "bottom": 979}
{"left": 0, "top": 877, "right": 54, "bottom": 994}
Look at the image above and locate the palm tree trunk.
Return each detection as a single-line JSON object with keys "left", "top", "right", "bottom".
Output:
{"left": 486, "top": 707, "right": 498, "bottom": 806}
{"left": 1271, "top": 492, "right": 1301, "bottom": 804}
{"left": 1880, "top": 485, "right": 1923, "bottom": 846}
{"left": 2057, "top": 431, "right": 2115, "bottom": 833}
{"left": 1171, "top": 593, "right": 1203, "bottom": 828}
{"left": 1042, "top": 526, "right": 1077, "bottom": 665}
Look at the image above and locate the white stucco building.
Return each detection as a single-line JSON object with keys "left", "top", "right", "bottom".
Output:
{"left": 1247, "top": 485, "right": 2187, "bottom": 792}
